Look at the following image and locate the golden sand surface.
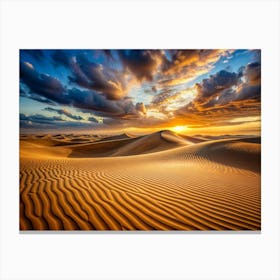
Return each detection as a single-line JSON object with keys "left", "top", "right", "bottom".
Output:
{"left": 20, "top": 131, "right": 261, "bottom": 230}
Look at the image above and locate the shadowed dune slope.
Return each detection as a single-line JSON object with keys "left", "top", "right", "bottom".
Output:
{"left": 194, "top": 138, "right": 261, "bottom": 173}
{"left": 152, "top": 137, "right": 261, "bottom": 173}
{"left": 20, "top": 137, "right": 64, "bottom": 147}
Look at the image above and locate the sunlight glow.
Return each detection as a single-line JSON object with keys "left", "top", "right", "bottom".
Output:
{"left": 170, "top": 125, "right": 189, "bottom": 133}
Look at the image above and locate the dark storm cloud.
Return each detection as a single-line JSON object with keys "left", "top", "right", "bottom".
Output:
{"left": 68, "top": 54, "right": 126, "bottom": 100}
{"left": 44, "top": 107, "right": 84, "bottom": 120}
{"left": 244, "top": 62, "right": 261, "bottom": 85}
{"left": 67, "top": 88, "right": 145, "bottom": 118}
{"left": 20, "top": 61, "right": 69, "bottom": 104}
{"left": 118, "top": 50, "right": 164, "bottom": 82}
{"left": 20, "top": 85, "right": 56, "bottom": 105}
{"left": 234, "top": 62, "right": 261, "bottom": 102}
{"left": 236, "top": 85, "right": 261, "bottom": 101}
{"left": 68, "top": 88, "right": 125, "bottom": 115}
{"left": 195, "top": 70, "right": 240, "bottom": 102}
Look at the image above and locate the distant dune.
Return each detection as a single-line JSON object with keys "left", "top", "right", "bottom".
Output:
{"left": 96, "top": 133, "right": 132, "bottom": 142}
{"left": 20, "top": 130, "right": 261, "bottom": 230}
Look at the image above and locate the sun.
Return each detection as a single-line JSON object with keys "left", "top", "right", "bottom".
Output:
{"left": 171, "top": 125, "right": 188, "bottom": 133}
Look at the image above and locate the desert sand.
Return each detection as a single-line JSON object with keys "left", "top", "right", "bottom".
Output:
{"left": 20, "top": 130, "right": 261, "bottom": 230}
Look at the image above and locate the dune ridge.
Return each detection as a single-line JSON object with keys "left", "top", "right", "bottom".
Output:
{"left": 20, "top": 131, "right": 261, "bottom": 231}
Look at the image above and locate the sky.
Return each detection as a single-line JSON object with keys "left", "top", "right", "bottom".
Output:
{"left": 20, "top": 49, "right": 261, "bottom": 135}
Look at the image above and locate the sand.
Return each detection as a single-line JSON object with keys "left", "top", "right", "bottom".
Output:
{"left": 20, "top": 131, "right": 261, "bottom": 230}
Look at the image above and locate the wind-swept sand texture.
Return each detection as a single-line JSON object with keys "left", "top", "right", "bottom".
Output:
{"left": 20, "top": 131, "right": 261, "bottom": 230}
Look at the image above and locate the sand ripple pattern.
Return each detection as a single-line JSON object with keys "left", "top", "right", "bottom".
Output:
{"left": 20, "top": 143, "right": 261, "bottom": 231}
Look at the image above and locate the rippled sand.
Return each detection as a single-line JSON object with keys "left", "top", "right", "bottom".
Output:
{"left": 20, "top": 131, "right": 261, "bottom": 230}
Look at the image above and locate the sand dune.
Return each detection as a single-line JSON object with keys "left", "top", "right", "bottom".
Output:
{"left": 20, "top": 131, "right": 261, "bottom": 231}
{"left": 68, "top": 130, "right": 190, "bottom": 158}
{"left": 193, "top": 138, "right": 261, "bottom": 173}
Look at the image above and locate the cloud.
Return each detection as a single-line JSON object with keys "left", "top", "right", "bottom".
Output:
{"left": 150, "top": 89, "right": 177, "bottom": 107}
{"left": 195, "top": 70, "right": 240, "bottom": 102}
{"left": 103, "top": 50, "right": 115, "bottom": 61}
{"left": 158, "top": 49, "right": 231, "bottom": 87}
{"left": 21, "top": 50, "right": 45, "bottom": 61}
{"left": 20, "top": 61, "right": 69, "bottom": 104}
{"left": 135, "top": 102, "right": 146, "bottom": 114}
{"left": 20, "top": 50, "right": 234, "bottom": 128}
{"left": 20, "top": 113, "right": 99, "bottom": 131}
{"left": 234, "top": 62, "right": 261, "bottom": 102}
{"left": 251, "top": 49, "right": 261, "bottom": 63}
{"left": 149, "top": 87, "right": 195, "bottom": 113}
{"left": 51, "top": 50, "right": 73, "bottom": 68}
{"left": 68, "top": 54, "right": 127, "bottom": 100}
{"left": 244, "top": 62, "right": 261, "bottom": 85}
{"left": 152, "top": 86, "right": 157, "bottom": 93}
{"left": 88, "top": 116, "right": 99, "bottom": 123}
{"left": 118, "top": 50, "right": 164, "bottom": 82}
{"left": 19, "top": 49, "right": 261, "bottom": 133}
{"left": 163, "top": 50, "right": 228, "bottom": 73}
{"left": 171, "top": 62, "right": 261, "bottom": 126}
{"left": 20, "top": 85, "right": 57, "bottom": 105}
{"left": 43, "top": 107, "right": 84, "bottom": 120}
{"left": 67, "top": 88, "right": 145, "bottom": 119}
{"left": 20, "top": 58, "right": 147, "bottom": 121}
{"left": 235, "top": 85, "right": 261, "bottom": 101}
{"left": 20, "top": 113, "right": 64, "bottom": 124}
{"left": 27, "top": 94, "right": 57, "bottom": 105}
{"left": 20, "top": 86, "right": 28, "bottom": 97}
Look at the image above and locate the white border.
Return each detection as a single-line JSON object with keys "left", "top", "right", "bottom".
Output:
{"left": 1, "top": 0, "right": 279, "bottom": 279}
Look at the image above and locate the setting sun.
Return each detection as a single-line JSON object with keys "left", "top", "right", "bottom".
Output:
{"left": 171, "top": 125, "right": 188, "bottom": 133}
